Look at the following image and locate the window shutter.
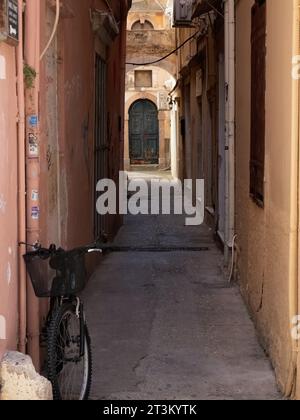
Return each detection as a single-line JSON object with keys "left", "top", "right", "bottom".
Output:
{"left": 250, "top": 0, "right": 266, "bottom": 206}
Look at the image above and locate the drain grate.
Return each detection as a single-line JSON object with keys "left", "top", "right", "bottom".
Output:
{"left": 102, "top": 246, "right": 210, "bottom": 253}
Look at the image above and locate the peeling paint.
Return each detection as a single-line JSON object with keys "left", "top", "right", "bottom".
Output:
{"left": 30, "top": 167, "right": 39, "bottom": 178}
{"left": 6, "top": 262, "right": 11, "bottom": 285}
{"left": 0, "top": 193, "right": 7, "bottom": 214}
{"left": 64, "top": 75, "right": 81, "bottom": 101}
{"left": 0, "top": 112, "right": 8, "bottom": 172}
{"left": 0, "top": 315, "right": 6, "bottom": 340}
{"left": 0, "top": 55, "right": 6, "bottom": 80}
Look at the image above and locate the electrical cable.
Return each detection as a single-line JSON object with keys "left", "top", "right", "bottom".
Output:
{"left": 155, "top": 0, "right": 167, "bottom": 11}
{"left": 104, "top": 0, "right": 114, "bottom": 16}
{"left": 40, "top": 0, "right": 60, "bottom": 61}
{"left": 228, "top": 234, "right": 237, "bottom": 283}
{"left": 204, "top": 0, "right": 224, "bottom": 18}
{"left": 126, "top": 30, "right": 200, "bottom": 66}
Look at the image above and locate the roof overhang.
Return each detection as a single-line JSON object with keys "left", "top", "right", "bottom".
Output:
{"left": 192, "top": 0, "right": 220, "bottom": 18}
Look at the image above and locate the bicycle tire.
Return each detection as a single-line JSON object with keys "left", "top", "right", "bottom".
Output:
{"left": 47, "top": 302, "right": 92, "bottom": 400}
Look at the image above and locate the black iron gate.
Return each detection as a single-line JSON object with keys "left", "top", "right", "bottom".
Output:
{"left": 94, "top": 54, "right": 108, "bottom": 239}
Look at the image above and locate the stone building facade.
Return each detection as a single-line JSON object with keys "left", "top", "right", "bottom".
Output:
{"left": 125, "top": 0, "right": 176, "bottom": 170}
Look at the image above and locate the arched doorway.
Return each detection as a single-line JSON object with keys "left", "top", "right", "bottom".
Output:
{"left": 129, "top": 100, "right": 159, "bottom": 165}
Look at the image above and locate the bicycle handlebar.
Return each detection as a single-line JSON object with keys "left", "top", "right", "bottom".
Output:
{"left": 20, "top": 241, "right": 105, "bottom": 257}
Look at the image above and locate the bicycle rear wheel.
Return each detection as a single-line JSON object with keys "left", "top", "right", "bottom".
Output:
{"left": 47, "top": 302, "right": 92, "bottom": 400}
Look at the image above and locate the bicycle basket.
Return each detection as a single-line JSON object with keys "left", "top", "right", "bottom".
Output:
{"left": 24, "top": 249, "right": 87, "bottom": 298}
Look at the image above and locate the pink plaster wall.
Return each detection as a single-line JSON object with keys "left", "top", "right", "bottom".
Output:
{"left": 0, "top": 0, "right": 129, "bottom": 362}
{"left": 0, "top": 43, "right": 19, "bottom": 359}
{"left": 38, "top": 0, "right": 128, "bottom": 250}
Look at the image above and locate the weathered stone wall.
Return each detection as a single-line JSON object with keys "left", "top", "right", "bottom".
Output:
{"left": 127, "top": 30, "right": 175, "bottom": 57}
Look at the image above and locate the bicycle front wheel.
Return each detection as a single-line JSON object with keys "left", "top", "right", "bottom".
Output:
{"left": 47, "top": 303, "right": 92, "bottom": 400}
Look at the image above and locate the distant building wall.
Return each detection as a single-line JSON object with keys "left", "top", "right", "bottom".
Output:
{"left": 125, "top": 66, "right": 175, "bottom": 169}
{"left": 125, "top": 2, "right": 176, "bottom": 170}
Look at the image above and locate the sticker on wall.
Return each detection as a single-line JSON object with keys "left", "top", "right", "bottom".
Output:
{"left": 31, "top": 206, "right": 40, "bottom": 220}
{"left": 7, "top": 0, "right": 19, "bottom": 43}
{"left": 28, "top": 133, "right": 39, "bottom": 157}
{"left": 29, "top": 115, "right": 38, "bottom": 127}
{"left": 31, "top": 190, "right": 39, "bottom": 202}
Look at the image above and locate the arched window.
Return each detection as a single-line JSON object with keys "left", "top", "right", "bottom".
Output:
{"left": 131, "top": 20, "right": 154, "bottom": 30}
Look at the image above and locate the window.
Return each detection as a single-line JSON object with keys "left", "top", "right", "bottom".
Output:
{"left": 135, "top": 70, "right": 153, "bottom": 88}
{"left": 250, "top": 0, "right": 266, "bottom": 206}
{"left": 131, "top": 20, "right": 154, "bottom": 30}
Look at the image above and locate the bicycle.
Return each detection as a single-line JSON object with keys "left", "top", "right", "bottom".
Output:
{"left": 23, "top": 243, "right": 102, "bottom": 400}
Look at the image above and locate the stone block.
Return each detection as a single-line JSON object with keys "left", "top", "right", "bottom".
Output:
{"left": 0, "top": 351, "right": 53, "bottom": 400}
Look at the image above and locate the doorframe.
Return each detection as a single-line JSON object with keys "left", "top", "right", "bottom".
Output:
{"left": 124, "top": 92, "right": 167, "bottom": 170}
{"left": 217, "top": 53, "right": 226, "bottom": 244}
{"left": 94, "top": 53, "right": 108, "bottom": 240}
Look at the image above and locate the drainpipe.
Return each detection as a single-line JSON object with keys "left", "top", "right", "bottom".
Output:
{"left": 297, "top": 4, "right": 300, "bottom": 392}
{"left": 224, "top": 0, "right": 235, "bottom": 265}
{"left": 24, "top": 0, "right": 41, "bottom": 369}
{"left": 285, "top": 0, "right": 300, "bottom": 399}
{"left": 17, "top": 0, "right": 26, "bottom": 355}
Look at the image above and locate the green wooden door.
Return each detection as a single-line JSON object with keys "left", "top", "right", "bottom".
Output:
{"left": 129, "top": 100, "right": 159, "bottom": 164}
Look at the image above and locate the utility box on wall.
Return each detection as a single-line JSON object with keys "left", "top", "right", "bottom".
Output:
{"left": 0, "top": 0, "right": 19, "bottom": 46}
{"left": 158, "top": 92, "right": 170, "bottom": 111}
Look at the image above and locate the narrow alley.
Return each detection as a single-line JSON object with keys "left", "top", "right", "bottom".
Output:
{"left": 84, "top": 171, "right": 280, "bottom": 401}
{"left": 2, "top": 0, "right": 300, "bottom": 403}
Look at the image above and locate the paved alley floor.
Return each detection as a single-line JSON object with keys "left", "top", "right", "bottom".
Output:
{"left": 83, "top": 173, "right": 280, "bottom": 400}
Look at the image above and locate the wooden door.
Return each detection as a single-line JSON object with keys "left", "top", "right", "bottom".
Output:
{"left": 129, "top": 100, "right": 159, "bottom": 164}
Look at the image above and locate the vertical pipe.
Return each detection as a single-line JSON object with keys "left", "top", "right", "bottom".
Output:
{"left": 24, "top": 0, "right": 41, "bottom": 368}
{"left": 224, "top": 0, "right": 235, "bottom": 265}
{"left": 17, "top": 0, "right": 26, "bottom": 354}
{"left": 228, "top": 0, "right": 235, "bottom": 249}
{"left": 297, "top": 0, "right": 300, "bottom": 391}
{"left": 171, "top": 103, "right": 177, "bottom": 179}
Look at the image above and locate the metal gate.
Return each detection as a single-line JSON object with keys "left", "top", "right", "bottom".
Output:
{"left": 129, "top": 100, "right": 159, "bottom": 164}
{"left": 94, "top": 54, "right": 108, "bottom": 239}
